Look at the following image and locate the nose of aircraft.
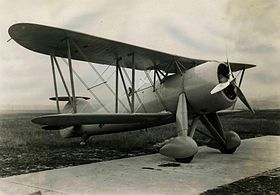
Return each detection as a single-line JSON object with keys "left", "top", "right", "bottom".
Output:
{"left": 210, "top": 63, "right": 254, "bottom": 114}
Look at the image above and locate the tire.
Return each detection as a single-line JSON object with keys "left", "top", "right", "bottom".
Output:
{"left": 220, "top": 147, "right": 237, "bottom": 154}
{"left": 219, "top": 131, "right": 240, "bottom": 154}
{"left": 175, "top": 156, "right": 194, "bottom": 163}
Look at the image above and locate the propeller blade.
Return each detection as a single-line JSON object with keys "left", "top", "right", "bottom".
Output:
{"left": 235, "top": 85, "right": 255, "bottom": 114}
{"left": 210, "top": 81, "right": 230, "bottom": 94}
{"left": 226, "top": 56, "right": 235, "bottom": 81}
{"left": 210, "top": 77, "right": 236, "bottom": 95}
{"left": 227, "top": 58, "right": 232, "bottom": 73}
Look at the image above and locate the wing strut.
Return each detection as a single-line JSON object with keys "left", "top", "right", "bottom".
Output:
{"left": 153, "top": 66, "right": 157, "bottom": 92}
{"left": 60, "top": 58, "right": 110, "bottom": 112}
{"left": 52, "top": 55, "right": 74, "bottom": 109}
{"left": 238, "top": 68, "right": 246, "bottom": 88}
{"left": 119, "top": 61, "right": 147, "bottom": 113}
{"left": 130, "top": 53, "right": 136, "bottom": 113}
{"left": 71, "top": 40, "right": 130, "bottom": 112}
{"left": 67, "top": 39, "right": 77, "bottom": 113}
{"left": 144, "top": 70, "right": 166, "bottom": 110}
{"left": 50, "top": 55, "right": 60, "bottom": 113}
{"left": 115, "top": 58, "right": 120, "bottom": 113}
{"left": 155, "top": 68, "right": 163, "bottom": 83}
{"left": 115, "top": 53, "right": 135, "bottom": 113}
{"left": 118, "top": 63, "right": 132, "bottom": 111}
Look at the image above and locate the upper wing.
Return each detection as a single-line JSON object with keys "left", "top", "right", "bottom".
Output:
{"left": 8, "top": 23, "right": 256, "bottom": 73}
{"left": 32, "top": 112, "right": 173, "bottom": 126}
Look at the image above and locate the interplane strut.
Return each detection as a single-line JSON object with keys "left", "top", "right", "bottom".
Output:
{"left": 50, "top": 55, "right": 60, "bottom": 113}
{"left": 66, "top": 39, "right": 77, "bottom": 113}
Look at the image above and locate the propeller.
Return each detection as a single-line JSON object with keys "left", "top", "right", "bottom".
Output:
{"left": 210, "top": 58, "right": 236, "bottom": 95}
{"left": 210, "top": 59, "right": 255, "bottom": 114}
{"left": 210, "top": 76, "right": 235, "bottom": 95}
{"left": 235, "top": 85, "right": 255, "bottom": 113}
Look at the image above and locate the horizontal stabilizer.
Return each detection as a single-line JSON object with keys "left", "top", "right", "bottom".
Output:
{"left": 32, "top": 112, "right": 173, "bottom": 126}
{"left": 49, "top": 96, "right": 90, "bottom": 101}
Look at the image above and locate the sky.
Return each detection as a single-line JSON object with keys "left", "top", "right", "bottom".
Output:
{"left": 0, "top": 0, "right": 279, "bottom": 109}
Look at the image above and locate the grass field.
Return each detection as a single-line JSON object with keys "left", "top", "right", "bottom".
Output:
{"left": 0, "top": 110, "right": 279, "bottom": 177}
{"left": 202, "top": 167, "right": 280, "bottom": 194}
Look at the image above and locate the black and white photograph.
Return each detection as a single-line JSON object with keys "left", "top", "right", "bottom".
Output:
{"left": 0, "top": 0, "right": 279, "bottom": 194}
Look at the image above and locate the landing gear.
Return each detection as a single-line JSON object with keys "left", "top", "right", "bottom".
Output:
{"left": 159, "top": 93, "right": 241, "bottom": 162}
{"left": 219, "top": 131, "right": 241, "bottom": 154}
{"left": 220, "top": 147, "right": 237, "bottom": 154}
{"left": 175, "top": 156, "right": 194, "bottom": 163}
{"left": 159, "top": 93, "right": 198, "bottom": 163}
{"left": 200, "top": 113, "right": 241, "bottom": 154}
{"left": 80, "top": 133, "right": 89, "bottom": 146}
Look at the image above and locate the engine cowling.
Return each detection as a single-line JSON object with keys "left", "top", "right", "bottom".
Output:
{"left": 184, "top": 61, "right": 237, "bottom": 114}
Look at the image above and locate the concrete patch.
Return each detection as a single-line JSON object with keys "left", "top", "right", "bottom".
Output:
{"left": 0, "top": 136, "right": 279, "bottom": 195}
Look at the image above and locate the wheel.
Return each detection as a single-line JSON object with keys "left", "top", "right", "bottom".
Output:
{"left": 219, "top": 131, "right": 240, "bottom": 154}
{"left": 175, "top": 156, "right": 194, "bottom": 163}
{"left": 219, "top": 147, "right": 237, "bottom": 154}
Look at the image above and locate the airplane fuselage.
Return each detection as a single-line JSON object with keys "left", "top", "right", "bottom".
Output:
{"left": 60, "top": 61, "right": 236, "bottom": 138}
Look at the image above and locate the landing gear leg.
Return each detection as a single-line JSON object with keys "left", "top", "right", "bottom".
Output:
{"left": 80, "top": 133, "right": 89, "bottom": 146}
{"left": 200, "top": 113, "right": 241, "bottom": 153}
{"left": 159, "top": 93, "right": 198, "bottom": 163}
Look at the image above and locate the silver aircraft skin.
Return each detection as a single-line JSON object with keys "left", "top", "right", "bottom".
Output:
{"left": 61, "top": 61, "right": 234, "bottom": 138}
{"left": 8, "top": 23, "right": 256, "bottom": 163}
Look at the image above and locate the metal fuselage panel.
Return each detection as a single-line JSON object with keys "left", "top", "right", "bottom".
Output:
{"left": 61, "top": 61, "right": 236, "bottom": 138}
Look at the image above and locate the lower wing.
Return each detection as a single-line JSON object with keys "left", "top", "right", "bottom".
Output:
{"left": 32, "top": 112, "right": 173, "bottom": 126}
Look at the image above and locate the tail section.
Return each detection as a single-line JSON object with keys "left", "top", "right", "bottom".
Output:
{"left": 49, "top": 96, "right": 90, "bottom": 101}
{"left": 59, "top": 97, "right": 94, "bottom": 138}
{"left": 62, "top": 98, "right": 95, "bottom": 113}
{"left": 35, "top": 97, "right": 94, "bottom": 138}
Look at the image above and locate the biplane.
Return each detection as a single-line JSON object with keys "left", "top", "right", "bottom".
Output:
{"left": 8, "top": 23, "right": 256, "bottom": 163}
